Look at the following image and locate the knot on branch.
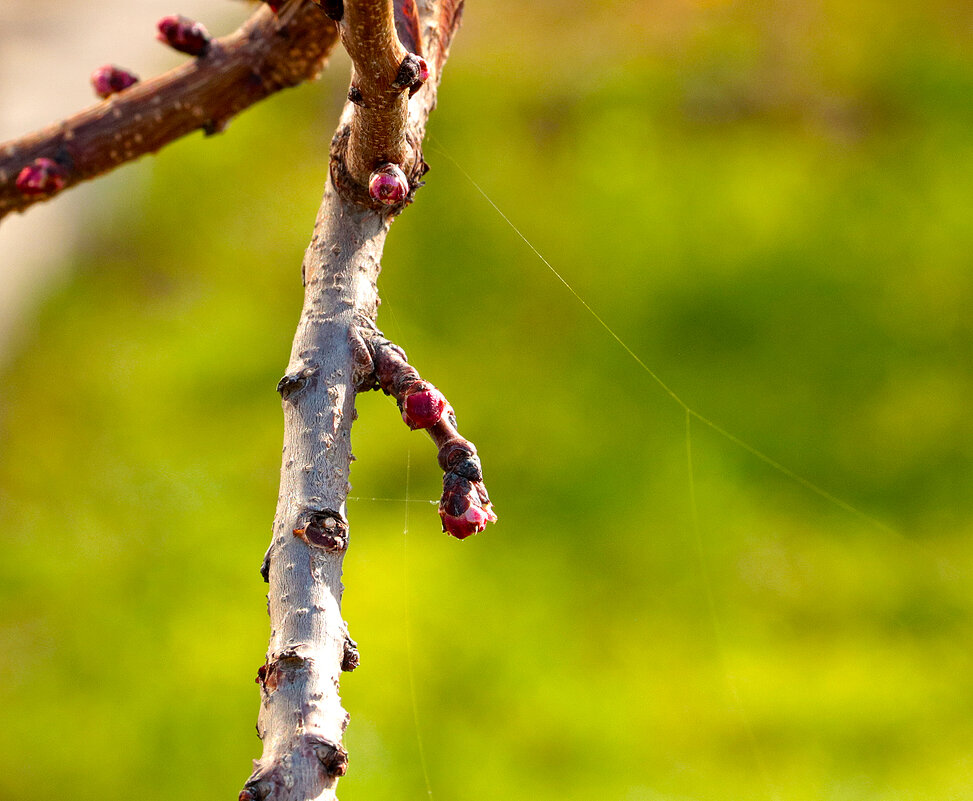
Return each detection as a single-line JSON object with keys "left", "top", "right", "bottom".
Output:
{"left": 277, "top": 366, "right": 317, "bottom": 400}
{"left": 353, "top": 326, "right": 496, "bottom": 539}
{"left": 341, "top": 634, "right": 360, "bottom": 672}
{"left": 293, "top": 509, "right": 348, "bottom": 552}
{"left": 310, "top": 736, "right": 349, "bottom": 777}
{"left": 256, "top": 648, "right": 308, "bottom": 695}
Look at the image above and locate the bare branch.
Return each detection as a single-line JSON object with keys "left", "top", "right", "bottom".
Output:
{"left": 244, "top": 2, "right": 470, "bottom": 799}
{"left": 0, "top": 2, "right": 339, "bottom": 221}
{"left": 339, "top": 0, "right": 414, "bottom": 182}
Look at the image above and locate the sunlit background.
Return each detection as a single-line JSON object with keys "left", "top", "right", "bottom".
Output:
{"left": 1, "top": 1, "right": 972, "bottom": 800}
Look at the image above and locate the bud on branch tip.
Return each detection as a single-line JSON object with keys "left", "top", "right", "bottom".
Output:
{"left": 90, "top": 65, "right": 139, "bottom": 98}
{"left": 157, "top": 15, "right": 211, "bottom": 57}
{"left": 368, "top": 163, "right": 409, "bottom": 206}
{"left": 440, "top": 474, "right": 497, "bottom": 539}
{"left": 16, "top": 158, "right": 68, "bottom": 196}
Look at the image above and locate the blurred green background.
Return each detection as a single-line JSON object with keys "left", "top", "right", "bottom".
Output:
{"left": 2, "top": 0, "right": 972, "bottom": 799}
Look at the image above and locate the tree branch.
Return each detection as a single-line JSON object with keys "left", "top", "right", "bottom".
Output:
{"left": 0, "top": 1, "right": 339, "bottom": 221}
{"left": 244, "top": 2, "right": 481, "bottom": 800}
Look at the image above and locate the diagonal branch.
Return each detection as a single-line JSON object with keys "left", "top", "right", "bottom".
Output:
{"left": 0, "top": 1, "right": 339, "bottom": 222}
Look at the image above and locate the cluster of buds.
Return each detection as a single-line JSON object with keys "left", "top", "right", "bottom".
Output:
{"left": 90, "top": 65, "right": 139, "bottom": 98}
{"left": 438, "top": 440, "right": 497, "bottom": 539}
{"left": 364, "top": 334, "right": 496, "bottom": 540}
{"left": 157, "top": 15, "right": 211, "bottom": 57}
{"left": 15, "top": 158, "right": 68, "bottom": 196}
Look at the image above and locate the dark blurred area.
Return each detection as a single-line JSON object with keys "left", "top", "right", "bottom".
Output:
{"left": 1, "top": 1, "right": 972, "bottom": 800}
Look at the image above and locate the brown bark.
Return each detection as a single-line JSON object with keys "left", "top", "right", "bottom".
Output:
{"left": 0, "top": 2, "right": 339, "bottom": 221}
{"left": 243, "top": 2, "right": 467, "bottom": 800}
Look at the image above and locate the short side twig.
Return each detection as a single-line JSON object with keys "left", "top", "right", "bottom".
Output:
{"left": 0, "top": 2, "right": 339, "bottom": 221}
{"left": 353, "top": 327, "right": 496, "bottom": 538}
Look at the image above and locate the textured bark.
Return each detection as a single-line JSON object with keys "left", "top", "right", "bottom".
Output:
{"left": 247, "top": 172, "right": 386, "bottom": 801}
{"left": 244, "top": 2, "right": 465, "bottom": 800}
{"left": 0, "top": 1, "right": 339, "bottom": 221}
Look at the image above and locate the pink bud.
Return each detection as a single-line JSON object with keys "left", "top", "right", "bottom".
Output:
{"left": 90, "top": 65, "right": 139, "bottom": 98}
{"left": 15, "top": 158, "right": 68, "bottom": 196}
{"left": 415, "top": 57, "right": 430, "bottom": 85}
{"left": 439, "top": 503, "right": 497, "bottom": 540}
{"left": 157, "top": 15, "right": 211, "bottom": 56}
{"left": 368, "top": 163, "right": 409, "bottom": 206}
{"left": 401, "top": 386, "right": 448, "bottom": 430}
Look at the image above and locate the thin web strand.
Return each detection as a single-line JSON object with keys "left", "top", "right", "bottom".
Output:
{"left": 428, "top": 136, "right": 897, "bottom": 538}
{"left": 686, "top": 411, "right": 781, "bottom": 801}
{"left": 348, "top": 496, "right": 438, "bottom": 504}
{"left": 401, "top": 451, "right": 435, "bottom": 801}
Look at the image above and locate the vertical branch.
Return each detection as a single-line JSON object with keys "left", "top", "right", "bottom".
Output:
{"left": 243, "top": 2, "right": 467, "bottom": 800}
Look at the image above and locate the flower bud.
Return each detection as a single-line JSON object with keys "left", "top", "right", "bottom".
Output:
{"left": 439, "top": 501, "right": 497, "bottom": 540}
{"left": 401, "top": 385, "right": 448, "bottom": 430}
{"left": 157, "top": 15, "right": 211, "bottom": 56}
{"left": 90, "top": 65, "right": 139, "bottom": 99}
{"left": 368, "top": 163, "right": 409, "bottom": 206}
{"left": 440, "top": 474, "right": 497, "bottom": 539}
{"left": 15, "top": 158, "right": 68, "bottom": 196}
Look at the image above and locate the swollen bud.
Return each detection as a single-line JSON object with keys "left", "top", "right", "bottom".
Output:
{"left": 157, "top": 15, "right": 211, "bottom": 56}
{"left": 90, "top": 65, "right": 139, "bottom": 98}
{"left": 439, "top": 501, "right": 497, "bottom": 540}
{"left": 401, "top": 385, "right": 448, "bottom": 430}
{"left": 368, "top": 163, "right": 409, "bottom": 206}
{"left": 439, "top": 474, "right": 497, "bottom": 539}
{"left": 15, "top": 158, "right": 68, "bottom": 196}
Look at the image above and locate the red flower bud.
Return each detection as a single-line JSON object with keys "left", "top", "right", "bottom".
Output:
{"left": 265, "top": 0, "right": 284, "bottom": 12}
{"left": 440, "top": 473, "right": 497, "bottom": 539}
{"left": 157, "top": 15, "right": 211, "bottom": 56}
{"left": 439, "top": 502, "right": 497, "bottom": 540}
{"left": 15, "top": 158, "right": 68, "bottom": 196}
{"left": 415, "top": 57, "right": 430, "bottom": 85}
{"left": 401, "top": 386, "right": 448, "bottom": 430}
{"left": 90, "top": 65, "right": 139, "bottom": 98}
{"left": 368, "top": 163, "right": 409, "bottom": 206}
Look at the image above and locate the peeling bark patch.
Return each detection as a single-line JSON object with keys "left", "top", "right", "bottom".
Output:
{"left": 277, "top": 366, "right": 317, "bottom": 400}
{"left": 310, "top": 737, "right": 349, "bottom": 777}
{"left": 393, "top": 0, "right": 422, "bottom": 56}
{"left": 257, "top": 649, "right": 307, "bottom": 695}
{"left": 293, "top": 509, "right": 348, "bottom": 551}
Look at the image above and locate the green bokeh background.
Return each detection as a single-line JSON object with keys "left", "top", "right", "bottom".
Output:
{"left": 2, "top": 1, "right": 972, "bottom": 799}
